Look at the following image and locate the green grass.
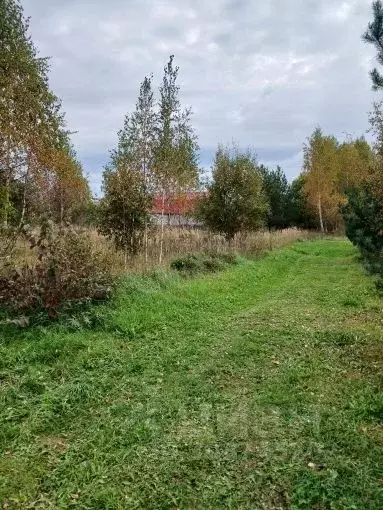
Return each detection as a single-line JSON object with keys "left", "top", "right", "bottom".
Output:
{"left": 0, "top": 238, "right": 382, "bottom": 509}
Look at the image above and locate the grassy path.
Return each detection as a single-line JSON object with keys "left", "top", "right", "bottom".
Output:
{"left": 0, "top": 239, "right": 382, "bottom": 509}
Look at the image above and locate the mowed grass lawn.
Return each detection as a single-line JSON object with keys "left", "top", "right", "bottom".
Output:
{"left": 0, "top": 239, "right": 382, "bottom": 509}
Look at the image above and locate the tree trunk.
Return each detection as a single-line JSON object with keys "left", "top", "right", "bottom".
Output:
{"left": 19, "top": 153, "right": 32, "bottom": 229}
{"left": 318, "top": 195, "right": 325, "bottom": 233}
{"left": 159, "top": 191, "right": 165, "bottom": 264}
{"left": 60, "top": 187, "right": 64, "bottom": 226}
{"left": 2, "top": 140, "right": 13, "bottom": 229}
{"left": 122, "top": 191, "right": 128, "bottom": 270}
{"left": 144, "top": 220, "right": 149, "bottom": 265}
{"left": 143, "top": 155, "right": 149, "bottom": 265}
{"left": 2, "top": 172, "right": 10, "bottom": 229}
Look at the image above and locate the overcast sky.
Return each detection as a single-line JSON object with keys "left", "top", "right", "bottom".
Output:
{"left": 23, "top": 0, "right": 377, "bottom": 195}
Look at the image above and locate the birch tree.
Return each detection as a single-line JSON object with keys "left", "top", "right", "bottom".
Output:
{"left": 118, "top": 76, "right": 156, "bottom": 261}
{"left": 98, "top": 83, "right": 154, "bottom": 264}
{"left": 153, "top": 55, "right": 199, "bottom": 262}
{"left": 303, "top": 128, "right": 340, "bottom": 232}
{"left": 0, "top": 0, "right": 80, "bottom": 230}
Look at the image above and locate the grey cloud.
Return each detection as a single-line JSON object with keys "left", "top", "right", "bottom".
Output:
{"left": 22, "top": 0, "right": 376, "bottom": 193}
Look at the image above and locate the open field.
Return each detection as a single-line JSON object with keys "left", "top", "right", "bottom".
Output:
{"left": 0, "top": 239, "right": 382, "bottom": 508}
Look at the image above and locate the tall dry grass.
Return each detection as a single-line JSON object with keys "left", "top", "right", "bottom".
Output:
{"left": 92, "top": 227, "right": 315, "bottom": 273}
{"left": 5, "top": 227, "right": 315, "bottom": 275}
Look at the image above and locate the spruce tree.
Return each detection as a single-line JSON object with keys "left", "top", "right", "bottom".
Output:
{"left": 259, "top": 165, "right": 290, "bottom": 230}
{"left": 363, "top": 1, "right": 383, "bottom": 90}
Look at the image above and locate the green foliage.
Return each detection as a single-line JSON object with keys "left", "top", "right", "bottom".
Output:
{"left": 0, "top": 0, "right": 90, "bottom": 232}
{"left": 342, "top": 184, "right": 383, "bottom": 273}
{"left": 118, "top": 75, "right": 157, "bottom": 183}
{"left": 170, "top": 251, "right": 240, "bottom": 274}
{"left": 0, "top": 0, "right": 58, "bottom": 147}
{"left": 153, "top": 55, "right": 199, "bottom": 193}
{"left": 152, "top": 55, "right": 200, "bottom": 263}
{"left": 303, "top": 127, "right": 342, "bottom": 232}
{"left": 99, "top": 60, "right": 200, "bottom": 263}
{"left": 363, "top": 1, "right": 383, "bottom": 90}
{"left": 288, "top": 175, "right": 318, "bottom": 229}
{"left": 341, "top": 100, "right": 383, "bottom": 281}
{"left": 99, "top": 166, "right": 151, "bottom": 258}
{"left": 259, "top": 165, "right": 291, "bottom": 229}
{"left": 0, "top": 220, "right": 113, "bottom": 318}
{"left": 258, "top": 165, "right": 319, "bottom": 231}
{"left": 70, "top": 199, "right": 100, "bottom": 227}
{"left": 301, "top": 127, "right": 374, "bottom": 232}
{"left": 197, "top": 145, "right": 268, "bottom": 240}
{"left": 99, "top": 77, "right": 156, "bottom": 258}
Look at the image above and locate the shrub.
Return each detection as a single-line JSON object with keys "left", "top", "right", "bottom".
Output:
{"left": 171, "top": 253, "right": 204, "bottom": 273}
{"left": 0, "top": 220, "right": 114, "bottom": 318}
{"left": 215, "top": 252, "right": 239, "bottom": 265}
{"left": 170, "top": 252, "right": 240, "bottom": 275}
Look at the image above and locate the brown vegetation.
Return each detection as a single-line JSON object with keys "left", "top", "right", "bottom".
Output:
{"left": 8, "top": 227, "right": 314, "bottom": 275}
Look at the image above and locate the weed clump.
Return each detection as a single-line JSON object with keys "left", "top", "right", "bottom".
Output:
{"left": 170, "top": 251, "right": 240, "bottom": 275}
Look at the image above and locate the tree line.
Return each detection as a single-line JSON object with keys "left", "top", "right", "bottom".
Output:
{"left": 98, "top": 58, "right": 316, "bottom": 253}
{"left": 0, "top": 0, "right": 104, "bottom": 317}
{"left": 0, "top": 0, "right": 377, "bottom": 264}
{"left": 99, "top": 58, "right": 323, "bottom": 252}
{"left": 1, "top": 0, "right": 381, "bottom": 251}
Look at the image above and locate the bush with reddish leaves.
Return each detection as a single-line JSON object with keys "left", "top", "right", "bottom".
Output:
{"left": 0, "top": 220, "right": 113, "bottom": 318}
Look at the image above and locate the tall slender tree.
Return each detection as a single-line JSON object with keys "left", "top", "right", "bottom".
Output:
{"left": 98, "top": 78, "right": 155, "bottom": 264}
{"left": 0, "top": 0, "right": 39, "bottom": 226}
{"left": 118, "top": 75, "right": 156, "bottom": 261}
{"left": 303, "top": 128, "right": 340, "bottom": 232}
{"left": 0, "top": 0, "right": 64, "bottom": 226}
{"left": 118, "top": 76, "right": 156, "bottom": 182}
{"left": 153, "top": 55, "right": 199, "bottom": 262}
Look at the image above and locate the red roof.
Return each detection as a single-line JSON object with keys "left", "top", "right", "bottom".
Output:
{"left": 152, "top": 192, "right": 204, "bottom": 215}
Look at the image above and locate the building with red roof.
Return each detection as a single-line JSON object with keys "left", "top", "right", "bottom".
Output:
{"left": 151, "top": 191, "right": 204, "bottom": 226}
